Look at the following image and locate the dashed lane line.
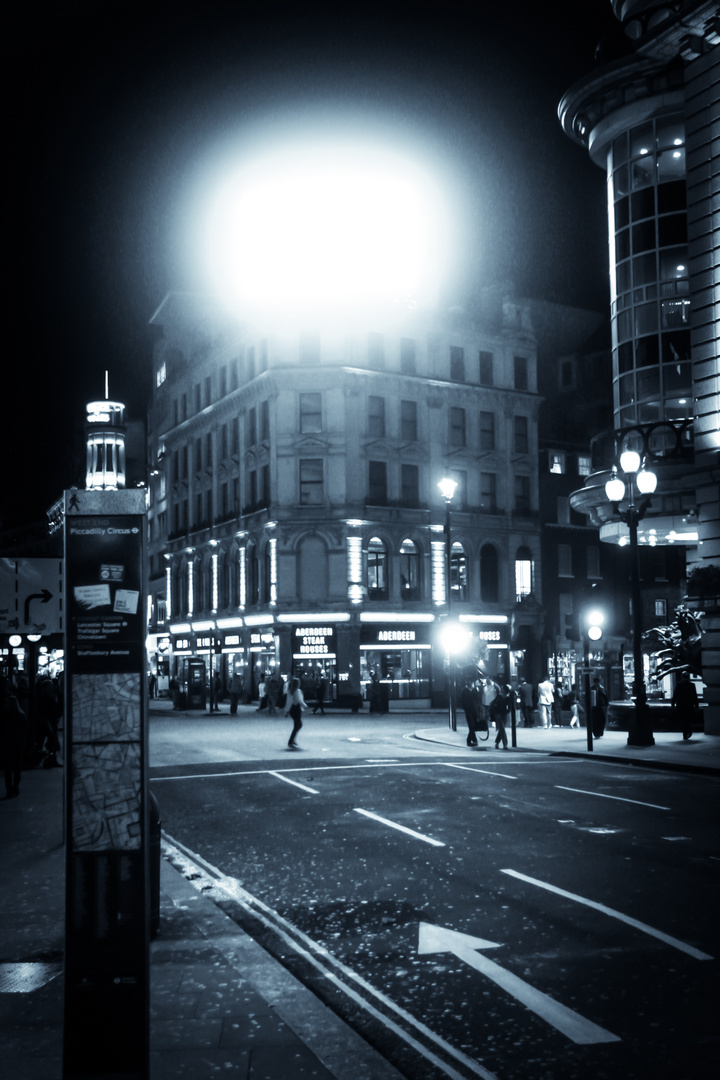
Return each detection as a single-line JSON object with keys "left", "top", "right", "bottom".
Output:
{"left": 354, "top": 808, "right": 446, "bottom": 847}
{"left": 268, "top": 771, "right": 320, "bottom": 794}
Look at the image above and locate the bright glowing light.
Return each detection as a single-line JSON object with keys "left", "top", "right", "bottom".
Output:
{"left": 201, "top": 138, "right": 450, "bottom": 323}
{"left": 636, "top": 467, "right": 657, "bottom": 494}
{"left": 605, "top": 474, "right": 626, "bottom": 502}
{"left": 620, "top": 449, "right": 641, "bottom": 474}
{"left": 438, "top": 477, "right": 458, "bottom": 502}
{"left": 588, "top": 626, "right": 603, "bottom": 641}
{"left": 586, "top": 609, "right": 604, "bottom": 627}
{"left": 441, "top": 622, "right": 467, "bottom": 655}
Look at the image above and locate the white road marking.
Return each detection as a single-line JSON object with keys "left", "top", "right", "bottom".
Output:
{"left": 555, "top": 785, "right": 670, "bottom": 810}
{"left": 354, "top": 808, "right": 445, "bottom": 847}
{"left": 152, "top": 760, "right": 466, "bottom": 781}
{"left": 444, "top": 763, "right": 517, "bottom": 780}
{"left": 418, "top": 923, "right": 620, "bottom": 1045}
{"left": 501, "top": 869, "right": 713, "bottom": 961}
{"left": 268, "top": 771, "right": 319, "bottom": 794}
{"left": 162, "top": 833, "right": 498, "bottom": 1080}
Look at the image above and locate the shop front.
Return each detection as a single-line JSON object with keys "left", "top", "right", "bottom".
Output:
{"left": 247, "top": 627, "right": 280, "bottom": 701}
{"left": 290, "top": 624, "right": 337, "bottom": 703}
{"left": 360, "top": 623, "right": 432, "bottom": 709}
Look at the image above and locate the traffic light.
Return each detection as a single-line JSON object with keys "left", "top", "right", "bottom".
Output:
{"left": 585, "top": 609, "right": 604, "bottom": 641}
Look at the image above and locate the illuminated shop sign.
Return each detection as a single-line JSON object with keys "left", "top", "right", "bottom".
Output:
{"left": 174, "top": 637, "right": 191, "bottom": 650}
{"left": 477, "top": 629, "right": 501, "bottom": 642}
{"left": 361, "top": 624, "right": 430, "bottom": 649}
{"left": 293, "top": 625, "right": 337, "bottom": 659}
{"left": 225, "top": 634, "right": 241, "bottom": 647}
{"left": 251, "top": 631, "right": 276, "bottom": 646}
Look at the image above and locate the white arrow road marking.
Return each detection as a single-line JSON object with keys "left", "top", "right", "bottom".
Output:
{"left": 268, "top": 771, "right": 319, "bottom": 794}
{"left": 354, "top": 808, "right": 446, "bottom": 846}
{"left": 501, "top": 869, "right": 713, "bottom": 961}
{"left": 418, "top": 922, "right": 620, "bottom": 1045}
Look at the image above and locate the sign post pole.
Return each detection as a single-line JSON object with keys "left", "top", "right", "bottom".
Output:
{"left": 62, "top": 488, "right": 149, "bottom": 1080}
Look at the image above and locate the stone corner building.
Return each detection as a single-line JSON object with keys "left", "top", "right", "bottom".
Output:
{"left": 145, "top": 294, "right": 544, "bottom": 708}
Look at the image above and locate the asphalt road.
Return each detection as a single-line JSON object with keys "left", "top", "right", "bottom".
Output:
{"left": 150, "top": 714, "right": 720, "bottom": 1080}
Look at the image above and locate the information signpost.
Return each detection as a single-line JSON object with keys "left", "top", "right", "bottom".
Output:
{"left": 62, "top": 488, "right": 149, "bottom": 1080}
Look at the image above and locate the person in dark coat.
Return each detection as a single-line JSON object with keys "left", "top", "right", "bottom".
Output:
{"left": 460, "top": 676, "right": 480, "bottom": 746}
{"left": 672, "top": 670, "right": 699, "bottom": 741}
{"left": 591, "top": 677, "right": 608, "bottom": 738}
{"left": 1, "top": 678, "right": 29, "bottom": 798}
{"left": 312, "top": 671, "right": 327, "bottom": 715}
{"left": 490, "top": 682, "right": 511, "bottom": 749}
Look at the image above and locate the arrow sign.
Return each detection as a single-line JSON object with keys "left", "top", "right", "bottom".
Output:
{"left": 25, "top": 590, "right": 53, "bottom": 625}
{"left": 418, "top": 922, "right": 620, "bottom": 1045}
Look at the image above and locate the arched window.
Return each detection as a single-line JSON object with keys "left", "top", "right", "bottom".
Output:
{"left": 515, "top": 546, "right": 534, "bottom": 601}
{"left": 450, "top": 541, "right": 467, "bottom": 601}
{"left": 480, "top": 544, "right": 499, "bottom": 604}
{"left": 247, "top": 545, "right": 259, "bottom": 606}
{"left": 299, "top": 536, "right": 327, "bottom": 600}
{"left": 399, "top": 539, "right": 420, "bottom": 600}
{"left": 367, "top": 537, "right": 387, "bottom": 599}
{"left": 218, "top": 550, "right": 230, "bottom": 609}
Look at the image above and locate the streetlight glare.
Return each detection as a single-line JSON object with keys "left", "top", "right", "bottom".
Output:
{"left": 438, "top": 477, "right": 458, "bottom": 502}
{"left": 200, "top": 137, "right": 450, "bottom": 324}
{"left": 619, "top": 449, "right": 641, "bottom": 475}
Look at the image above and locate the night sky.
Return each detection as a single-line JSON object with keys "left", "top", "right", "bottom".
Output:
{"left": 9, "top": 0, "right": 621, "bottom": 530}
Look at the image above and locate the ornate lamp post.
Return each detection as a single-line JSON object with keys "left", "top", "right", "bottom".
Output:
{"left": 605, "top": 450, "right": 658, "bottom": 747}
{"left": 438, "top": 477, "right": 458, "bottom": 730}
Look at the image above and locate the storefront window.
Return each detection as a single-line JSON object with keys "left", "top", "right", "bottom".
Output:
{"left": 450, "top": 542, "right": 467, "bottom": 600}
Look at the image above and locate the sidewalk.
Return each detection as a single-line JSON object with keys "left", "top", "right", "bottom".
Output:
{"left": 2, "top": 715, "right": 717, "bottom": 1080}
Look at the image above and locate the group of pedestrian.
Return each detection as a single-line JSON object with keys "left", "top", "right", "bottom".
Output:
{"left": 459, "top": 675, "right": 514, "bottom": 749}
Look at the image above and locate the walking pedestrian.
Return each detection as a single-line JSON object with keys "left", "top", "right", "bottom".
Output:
{"left": 538, "top": 677, "right": 555, "bottom": 729}
{"left": 266, "top": 672, "right": 281, "bottom": 716}
{"left": 591, "top": 677, "right": 608, "bottom": 738}
{"left": 490, "top": 683, "right": 511, "bottom": 749}
{"left": 567, "top": 686, "right": 581, "bottom": 728}
{"left": 285, "top": 677, "right": 306, "bottom": 749}
{"left": 672, "top": 670, "right": 699, "bottom": 741}
{"left": 460, "top": 676, "right": 481, "bottom": 746}
{"left": 257, "top": 675, "right": 268, "bottom": 712}
{"left": 228, "top": 670, "right": 244, "bottom": 715}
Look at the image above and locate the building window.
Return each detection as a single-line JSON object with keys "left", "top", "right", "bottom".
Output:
{"left": 368, "top": 460, "right": 387, "bottom": 504}
{"left": 218, "top": 365, "right": 227, "bottom": 398}
{"left": 205, "top": 432, "right": 212, "bottom": 465}
{"left": 587, "top": 546, "right": 601, "bottom": 579}
{"left": 367, "top": 537, "right": 387, "bottom": 597}
{"left": 194, "top": 383, "right": 201, "bottom": 413}
{"left": 194, "top": 437, "right": 202, "bottom": 472}
{"left": 260, "top": 400, "right": 270, "bottom": 441}
{"left": 299, "top": 459, "right": 323, "bottom": 505}
{"left": 514, "top": 415, "right": 529, "bottom": 454}
{"left": 479, "top": 411, "right": 495, "bottom": 451}
{"left": 481, "top": 544, "right": 499, "bottom": 603}
{"left": 368, "top": 332, "right": 385, "bottom": 369}
{"left": 450, "top": 407, "right": 466, "bottom": 447}
{"left": 204, "top": 375, "right": 212, "bottom": 407}
{"left": 514, "top": 356, "right": 528, "bottom": 390}
{"left": 577, "top": 454, "right": 591, "bottom": 476}
{"left": 479, "top": 350, "right": 493, "bottom": 386}
{"left": 549, "top": 452, "right": 565, "bottom": 474}
{"left": 450, "top": 542, "right": 467, "bottom": 601}
{"left": 247, "top": 407, "right": 257, "bottom": 448}
{"left": 450, "top": 345, "right": 465, "bottom": 381}
{"left": 400, "top": 337, "right": 416, "bottom": 373}
{"left": 247, "top": 346, "right": 256, "bottom": 380}
{"left": 655, "top": 599, "right": 667, "bottom": 617}
{"left": 558, "top": 543, "right": 573, "bottom": 577}
{"left": 156, "top": 361, "right": 166, "bottom": 387}
{"left": 261, "top": 464, "right": 270, "bottom": 507}
{"left": 219, "top": 424, "right": 228, "bottom": 460}
{"left": 299, "top": 536, "right": 327, "bottom": 600}
{"left": 399, "top": 539, "right": 420, "bottom": 599}
{"left": 249, "top": 471, "right": 257, "bottom": 506}
{"left": 299, "top": 392, "right": 322, "bottom": 433}
{"left": 480, "top": 472, "right": 497, "bottom": 512}
{"left": 400, "top": 399, "right": 418, "bottom": 442}
{"left": 401, "top": 463, "right": 419, "bottom": 506}
{"left": 515, "top": 475, "right": 531, "bottom": 514}
{"left": 299, "top": 332, "right": 320, "bottom": 365}
{"left": 368, "top": 395, "right": 386, "bottom": 437}
{"left": 515, "top": 546, "right": 533, "bottom": 600}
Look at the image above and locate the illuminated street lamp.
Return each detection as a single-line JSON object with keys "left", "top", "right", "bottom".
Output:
{"left": 581, "top": 607, "right": 605, "bottom": 752}
{"left": 605, "top": 451, "right": 658, "bottom": 746}
{"left": 439, "top": 477, "right": 458, "bottom": 729}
